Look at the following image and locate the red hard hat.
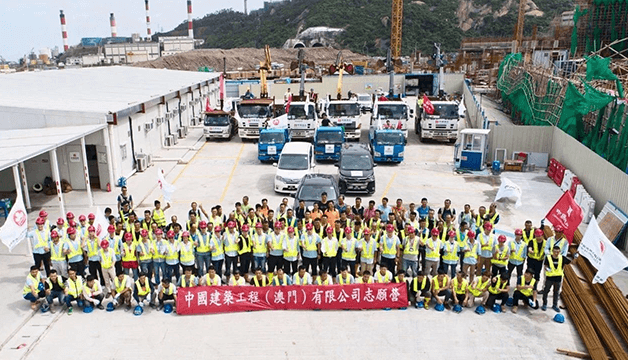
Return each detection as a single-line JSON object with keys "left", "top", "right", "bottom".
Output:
{"left": 386, "top": 224, "right": 394, "bottom": 232}
{"left": 56, "top": 218, "right": 65, "bottom": 225}
{"left": 66, "top": 212, "right": 74, "bottom": 219}
{"left": 88, "top": 225, "right": 95, "bottom": 232}
{"left": 326, "top": 227, "right": 334, "bottom": 234}
{"left": 431, "top": 228, "right": 440, "bottom": 236}
{"left": 306, "top": 223, "right": 313, "bottom": 230}
{"left": 483, "top": 222, "right": 493, "bottom": 230}
{"left": 287, "top": 226, "right": 295, "bottom": 233}
{"left": 467, "top": 230, "right": 475, "bottom": 238}
{"left": 51, "top": 230, "right": 59, "bottom": 238}
{"left": 39, "top": 210, "right": 48, "bottom": 217}
{"left": 167, "top": 230, "right": 175, "bottom": 238}
{"left": 498, "top": 235, "right": 507, "bottom": 243}
{"left": 124, "top": 232, "right": 132, "bottom": 241}
{"left": 68, "top": 220, "right": 76, "bottom": 228}
{"left": 214, "top": 226, "right": 222, "bottom": 232}
{"left": 255, "top": 222, "right": 263, "bottom": 229}
{"left": 100, "top": 240, "right": 109, "bottom": 249}
{"left": 534, "top": 229, "right": 544, "bottom": 237}
{"left": 554, "top": 225, "right": 564, "bottom": 233}
{"left": 407, "top": 226, "right": 415, "bottom": 233}
{"left": 67, "top": 227, "right": 76, "bottom": 235}
{"left": 107, "top": 225, "right": 115, "bottom": 233}
{"left": 155, "top": 229, "right": 163, "bottom": 235}
{"left": 199, "top": 221, "right": 208, "bottom": 229}
{"left": 88, "top": 213, "right": 96, "bottom": 220}
{"left": 36, "top": 217, "right": 45, "bottom": 225}
{"left": 182, "top": 231, "right": 190, "bottom": 237}
{"left": 514, "top": 229, "right": 523, "bottom": 236}
{"left": 448, "top": 230, "right": 456, "bottom": 238}
{"left": 79, "top": 215, "right": 86, "bottom": 221}
{"left": 140, "top": 229, "right": 148, "bottom": 237}
{"left": 363, "top": 228, "right": 371, "bottom": 235}
{"left": 344, "top": 227, "right": 352, "bottom": 234}
{"left": 242, "top": 224, "right": 250, "bottom": 232}
{"left": 227, "top": 221, "right": 236, "bottom": 228}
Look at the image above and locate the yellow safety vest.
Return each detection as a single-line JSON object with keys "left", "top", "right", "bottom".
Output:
{"left": 338, "top": 275, "right": 352, "bottom": 285}
{"left": 356, "top": 276, "right": 374, "bottom": 284}
{"left": 381, "top": 236, "right": 397, "bottom": 256}
{"left": 425, "top": 238, "right": 440, "bottom": 259}
{"left": 23, "top": 273, "right": 42, "bottom": 295}
{"left": 114, "top": 275, "right": 129, "bottom": 294}
{"left": 488, "top": 211, "right": 499, "bottom": 225}
{"left": 180, "top": 275, "right": 196, "bottom": 288}
{"left": 488, "top": 277, "right": 507, "bottom": 295}
{"left": 315, "top": 276, "right": 332, "bottom": 285}
{"left": 433, "top": 276, "right": 449, "bottom": 292}
{"left": 294, "top": 275, "right": 309, "bottom": 285}
{"left": 455, "top": 229, "right": 466, "bottom": 248}
{"left": 252, "top": 233, "right": 267, "bottom": 255}
{"left": 197, "top": 233, "right": 211, "bottom": 253}
{"left": 34, "top": 230, "right": 48, "bottom": 250}
{"left": 86, "top": 239, "right": 99, "bottom": 258}
{"left": 153, "top": 209, "right": 166, "bottom": 227}
{"left": 464, "top": 242, "right": 479, "bottom": 259}
{"left": 546, "top": 255, "right": 564, "bottom": 277}
{"left": 204, "top": 274, "right": 220, "bottom": 286}
{"left": 453, "top": 277, "right": 468, "bottom": 295}
{"left": 122, "top": 243, "right": 137, "bottom": 262}
{"left": 84, "top": 283, "right": 100, "bottom": 298}
{"left": 211, "top": 235, "right": 224, "bottom": 257}
{"left": 443, "top": 242, "right": 458, "bottom": 261}
{"left": 412, "top": 277, "right": 428, "bottom": 292}
{"left": 303, "top": 234, "right": 318, "bottom": 251}
{"left": 369, "top": 218, "right": 382, "bottom": 231}
{"left": 179, "top": 242, "right": 195, "bottom": 263}
{"left": 376, "top": 271, "right": 391, "bottom": 283}
{"left": 100, "top": 249, "right": 115, "bottom": 269}
{"left": 66, "top": 277, "right": 83, "bottom": 297}
{"left": 361, "top": 240, "right": 376, "bottom": 260}
{"left": 342, "top": 238, "right": 357, "bottom": 260}
{"left": 269, "top": 233, "right": 283, "bottom": 251}
{"left": 283, "top": 237, "right": 298, "bottom": 258}
{"left": 491, "top": 246, "right": 508, "bottom": 266}
{"left": 469, "top": 278, "right": 490, "bottom": 297}
{"left": 323, "top": 237, "right": 338, "bottom": 257}
{"left": 152, "top": 240, "right": 165, "bottom": 260}
{"left": 403, "top": 237, "right": 419, "bottom": 256}
{"left": 479, "top": 233, "right": 494, "bottom": 251}
{"left": 529, "top": 240, "right": 546, "bottom": 260}
{"left": 272, "top": 275, "right": 289, "bottom": 286}
{"left": 522, "top": 229, "right": 534, "bottom": 244}
{"left": 440, "top": 225, "right": 449, "bottom": 242}
{"left": 224, "top": 232, "right": 239, "bottom": 253}
{"left": 163, "top": 283, "right": 175, "bottom": 295}
{"left": 138, "top": 242, "right": 153, "bottom": 261}
{"left": 475, "top": 214, "right": 484, "bottom": 229}
{"left": 519, "top": 276, "right": 536, "bottom": 297}
{"left": 46, "top": 276, "right": 65, "bottom": 290}
{"left": 509, "top": 241, "right": 526, "bottom": 262}
{"left": 50, "top": 242, "right": 65, "bottom": 261}
{"left": 66, "top": 240, "right": 83, "bottom": 259}
{"left": 165, "top": 242, "right": 179, "bottom": 261}
{"left": 253, "top": 277, "right": 267, "bottom": 287}
{"left": 135, "top": 280, "right": 151, "bottom": 296}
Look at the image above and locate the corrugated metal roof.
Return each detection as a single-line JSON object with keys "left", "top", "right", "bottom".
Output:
{"left": 0, "top": 66, "right": 220, "bottom": 115}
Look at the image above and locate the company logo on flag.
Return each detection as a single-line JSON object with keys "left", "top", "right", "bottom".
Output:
{"left": 93, "top": 207, "right": 109, "bottom": 239}
{"left": 578, "top": 216, "right": 628, "bottom": 283}
{"left": 157, "top": 168, "right": 176, "bottom": 203}
{"left": 545, "top": 191, "right": 583, "bottom": 243}
{"left": 0, "top": 195, "right": 28, "bottom": 252}
{"left": 423, "top": 95, "right": 434, "bottom": 115}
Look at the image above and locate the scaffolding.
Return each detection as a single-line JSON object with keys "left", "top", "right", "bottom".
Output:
{"left": 574, "top": 0, "right": 628, "bottom": 56}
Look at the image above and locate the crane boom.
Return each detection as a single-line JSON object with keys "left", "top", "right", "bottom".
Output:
{"left": 390, "top": 0, "right": 403, "bottom": 59}
{"left": 260, "top": 45, "right": 271, "bottom": 98}
{"left": 514, "top": 0, "right": 526, "bottom": 53}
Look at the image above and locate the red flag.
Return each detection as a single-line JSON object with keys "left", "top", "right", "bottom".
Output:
{"left": 423, "top": 95, "right": 434, "bottom": 115}
{"left": 544, "top": 191, "right": 583, "bottom": 243}
{"left": 205, "top": 98, "right": 213, "bottom": 112}
{"left": 285, "top": 96, "right": 291, "bottom": 114}
{"left": 396, "top": 121, "right": 402, "bottom": 129}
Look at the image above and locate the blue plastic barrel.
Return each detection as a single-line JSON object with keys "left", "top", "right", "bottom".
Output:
{"left": 492, "top": 161, "right": 501, "bottom": 172}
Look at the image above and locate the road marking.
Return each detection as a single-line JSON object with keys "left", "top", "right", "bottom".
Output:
{"left": 381, "top": 171, "right": 397, "bottom": 198}
{"left": 220, "top": 143, "right": 245, "bottom": 202}
{"left": 172, "top": 141, "right": 207, "bottom": 185}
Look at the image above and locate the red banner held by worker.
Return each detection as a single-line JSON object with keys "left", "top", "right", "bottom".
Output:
{"left": 176, "top": 283, "right": 408, "bottom": 315}
{"left": 545, "top": 191, "right": 583, "bottom": 243}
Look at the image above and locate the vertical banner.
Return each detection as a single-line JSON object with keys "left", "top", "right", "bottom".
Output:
{"left": 578, "top": 216, "right": 628, "bottom": 283}
{"left": 0, "top": 195, "right": 28, "bottom": 251}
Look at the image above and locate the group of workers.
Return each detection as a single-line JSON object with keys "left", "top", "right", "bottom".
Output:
{"left": 23, "top": 188, "right": 572, "bottom": 315}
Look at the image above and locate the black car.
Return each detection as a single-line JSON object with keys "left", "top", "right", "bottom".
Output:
{"left": 292, "top": 174, "right": 340, "bottom": 210}
{"left": 336, "top": 143, "right": 376, "bottom": 194}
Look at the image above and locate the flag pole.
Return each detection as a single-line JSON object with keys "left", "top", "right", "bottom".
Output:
{"left": 12, "top": 165, "right": 32, "bottom": 255}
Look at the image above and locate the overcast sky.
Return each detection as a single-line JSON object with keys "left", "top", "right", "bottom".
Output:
{"left": 1, "top": 0, "right": 266, "bottom": 61}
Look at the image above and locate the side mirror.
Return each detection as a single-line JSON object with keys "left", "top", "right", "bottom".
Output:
{"left": 272, "top": 163, "right": 278, "bottom": 167}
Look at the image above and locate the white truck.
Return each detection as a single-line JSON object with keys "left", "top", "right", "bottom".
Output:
{"left": 286, "top": 95, "right": 318, "bottom": 140}
{"left": 417, "top": 98, "right": 460, "bottom": 142}
{"left": 371, "top": 98, "right": 411, "bottom": 139}
{"left": 236, "top": 98, "right": 277, "bottom": 140}
{"left": 324, "top": 98, "right": 362, "bottom": 140}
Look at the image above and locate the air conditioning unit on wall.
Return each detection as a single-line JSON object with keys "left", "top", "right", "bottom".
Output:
{"left": 177, "top": 128, "right": 185, "bottom": 139}
{"left": 136, "top": 154, "right": 148, "bottom": 172}
{"left": 164, "top": 135, "right": 173, "bottom": 147}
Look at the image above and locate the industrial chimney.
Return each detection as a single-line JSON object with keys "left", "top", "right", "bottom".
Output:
{"left": 110, "top": 13, "right": 117, "bottom": 37}
{"left": 145, "top": 0, "right": 151, "bottom": 36}
{"left": 244, "top": 0, "right": 248, "bottom": 15}
{"left": 59, "top": 10, "right": 69, "bottom": 51}
{"left": 187, "top": 0, "right": 193, "bottom": 39}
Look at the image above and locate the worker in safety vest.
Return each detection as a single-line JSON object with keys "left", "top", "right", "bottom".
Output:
{"left": 401, "top": 227, "right": 419, "bottom": 277}
{"left": 462, "top": 231, "right": 481, "bottom": 283}
{"left": 358, "top": 229, "right": 377, "bottom": 275}
{"left": 228, "top": 270, "right": 246, "bottom": 286}
{"left": 522, "top": 220, "right": 535, "bottom": 244}
{"left": 507, "top": 229, "right": 527, "bottom": 284}
{"left": 272, "top": 267, "right": 292, "bottom": 285}
{"left": 83, "top": 226, "right": 103, "bottom": 285}
{"left": 301, "top": 223, "right": 321, "bottom": 275}
{"left": 133, "top": 272, "right": 153, "bottom": 308}
{"left": 136, "top": 229, "right": 154, "bottom": 281}
{"left": 63, "top": 227, "right": 85, "bottom": 277}
{"left": 209, "top": 226, "right": 225, "bottom": 278}
{"left": 432, "top": 269, "right": 452, "bottom": 308}
{"left": 193, "top": 221, "right": 210, "bottom": 276}
{"left": 471, "top": 206, "right": 487, "bottom": 234}
{"left": 251, "top": 223, "right": 268, "bottom": 273}
{"left": 491, "top": 235, "right": 509, "bottom": 277}
{"left": 423, "top": 228, "right": 442, "bottom": 276}
{"left": 157, "top": 278, "right": 176, "bottom": 311}
{"left": 105, "top": 225, "right": 123, "bottom": 275}
{"left": 341, "top": 227, "right": 359, "bottom": 277}
{"left": 267, "top": 222, "right": 285, "bottom": 277}
{"left": 55, "top": 217, "right": 67, "bottom": 240}
{"left": 83, "top": 275, "right": 104, "bottom": 310}
{"left": 375, "top": 264, "right": 393, "bottom": 283}
{"left": 64, "top": 268, "right": 84, "bottom": 314}
{"left": 379, "top": 224, "right": 400, "bottom": 274}
{"left": 164, "top": 230, "right": 181, "bottom": 282}
{"left": 410, "top": 272, "right": 431, "bottom": 309}
{"left": 38, "top": 210, "right": 51, "bottom": 233}
{"left": 442, "top": 230, "right": 459, "bottom": 279}
{"left": 44, "top": 269, "right": 65, "bottom": 312}
{"left": 178, "top": 266, "right": 198, "bottom": 288}
{"left": 544, "top": 225, "right": 569, "bottom": 257}
{"left": 526, "top": 229, "right": 546, "bottom": 281}
{"left": 111, "top": 270, "right": 133, "bottom": 309}
{"left": 336, "top": 266, "right": 355, "bottom": 285}
{"left": 541, "top": 245, "right": 570, "bottom": 312}
{"left": 121, "top": 232, "right": 139, "bottom": 280}
{"left": 293, "top": 265, "right": 312, "bottom": 285}
{"left": 466, "top": 270, "right": 491, "bottom": 307}
{"left": 151, "top": 229, "right": 166, "bottom": 285}
{"left": 236, "top": 224, "right": 252, "bottom": 276}
{"left": 476, "top": 222, "right": 495, "bottom": 276}
{"left": 98, "top": 240, "right": 116, "bottom": 294}
{"left": 23, "top": 265, "right": 46, "bottom": 310}
{"left": 314, "top": 270, "right": 333, "bottom": 285}
{"left": 282, "top": 226, "right": 299, "bottom": 276}
{"left": 486, "top": 272, "right": 509, "bottom": 312}
{"left": 152, "top": 200, "right": 170, "bottom": 229}
{"left": 512, "top": 268, "right": 538, "bottom": 313}
{"left": 31, "top": 217, "right": 51, "bottom": 277}
{"left": 356, "top": 270, "right": 374, "bottom": 284}
{"left": 250, "top": 267, "right": 268, "bottom": 287}
{"left": 179, "top": 231, "right": 196, "bottom": 274}
{"left": 394, "top": 270, "right": 409, "bottom": 296}
{"left": 49, "top": 230, "right": 67, "bottom": 277}
{"left": 321, "top": 227, "right": 339, "bottom": 278}
{"left": 201, "top": 265, "right": 222, "bottom": 286}
{"left": 451, "top": 271, "right": 469, "bottom": 308}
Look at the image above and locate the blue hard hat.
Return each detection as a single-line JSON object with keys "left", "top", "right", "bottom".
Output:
{"left": 416, "top": 301, "right": 424, "bottom": 309}
{"left": 453, "top": 304, "right": 462, "bottom": 313}
{"left": 106, "top": 302, "right": 115, "bottom": 312}
{"left": 553, "top": 314, "right": 565, "bottom": 323}
{"left": 41, "top": 303, "right": 50, "bottom": 313}
{"left": 506, "top": 297, "right": 514, "bottom": 307}
{"left": 435, "top": 303, "right": 445, "bottom": 312}
{"left": 164, "top": 304, "right": 173, "bottom": 314}
{"left": 528, "top": 299, "right": 536, "bottom": 308}
{"left": 83, "top": 305, "right": 93, "bottom": 313}
{"left": 493, "top": 304, "right": 502, "bottom": 313}
{"left": 475, "top": 305, "right": 485, "bottom": 315}
{"left": 133, "top": 305, "right": 143, "bottom": 316}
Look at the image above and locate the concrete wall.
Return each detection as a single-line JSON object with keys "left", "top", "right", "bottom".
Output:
{"left": 550, "top": 127, "right": 628, "bottom": 214}
{"left": 463, "top": 82, "right": 487, "bottom": 129}
{"left": 441, "top": 73, "right": 465, "bottom": 95}
{"left": 487, "top": 123, "right": 554, "bottom": 164}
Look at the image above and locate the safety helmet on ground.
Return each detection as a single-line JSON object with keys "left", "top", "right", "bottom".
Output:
{"left": 553, "top": 314, "right": 565, "bottom": 323}
{"left": 108, "top": 225, "right": 115, "bottom": 233}
{"left": 164, "top": 304, "right": 173, "bottom": 314}
{"left": 497, "top": 235, "right": 507, "bottom": 243}
{"left": 88, "top": 213, "right": 95, "bottom": 220}
{"left": 492, "top": 304, "right": 502, "bottom": 313}
{"left": 39, "top": 210, "right": 48, "bottom": 218}
{"left": 100, "top": 240, "right": 109, "bottom": 249}
{"left": 36, "top": 217, "right": 45, "bottom": 225}
{"left": 124, "top": 232, "right": 132, "bottom": 241}
{"left": 467, "top": 231, "right": 475, "bottom": 238}
{"left": 41, "top": 303, "right": 50, "bottom": 313}
{"left": 67, "top": 227, "right": 76, "bottom": 235}
{"left": 106, "top": 302, "right": 115, "bottom": 312}
{"left": 506, "top": 297, "right": 514, "bottom": 307}
{"left": 88, "top": 226, "right": 95, "bottom": 232}
{"left": 534, "top": 229, "right": 544, "bottom": 237}
{"left": 199, "top": 221, "right": 208, "bottom": 229}
{"left": 435, "top": 303, "right": 445, "bottom": 312}
{"left": 83, "top": 305, "right": 94, "bottom": 313}
{"left": 514, "top": 229, "right": 523, "bottom": 236}
{"left": 453, "top": 304, "right": 463, "bottom": 313}
{"left": 79, "top": 215, "right": 86, "bottom": 222}
{"left": 483, "top": 222, "right": 493, "bottom": 230}
{"left": 475, "top": 305, "right": 486, "bottom": 315}
{"left": 416, "top": 301, "right": 424, "bottom": 309}
{"left": 66, "top": 212, "right": 75, "bottom": 219}
{"left": 140, "top": 229, "right": 148, "bottom": 237}
{"left": 51, "top": 230, "right": 59, "bottom": 238}
{"left": 431, "top": 228, "right": 440, "bottom": 236}
{"left": 133, "top": 305, "right": 143, "bottom": 316}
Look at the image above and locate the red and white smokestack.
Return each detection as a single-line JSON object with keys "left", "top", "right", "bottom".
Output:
{"left": 187, "top": 0, "right": 193, "bottom": 38}
{"left": 110, "top": 13, "right": 117, "bottom": 37}
{"left": 145, "top": 0, "right": 151, "bottom": 36}
{"left": 60, "top": 10, "right": 69, "bottom": 51}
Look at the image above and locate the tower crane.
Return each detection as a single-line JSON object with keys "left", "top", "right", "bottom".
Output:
{"left": 514, "top": 0, "right": 526, "bottom": 53}
{"left": 390, "top": 0, "right": 404, "bottom": 59}
{"left": 259, "top": 45, "right": 271, "bottom": 98}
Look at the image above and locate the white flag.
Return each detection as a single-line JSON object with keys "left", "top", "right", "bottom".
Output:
{"left": 494, "top": 177, "right": 522, "bottom": 208}
{"left": 266, "top": 113, "right": 289, "bottom": 129}
{"left": 157, "top": 168, "right": 176, "bottom": 203}
{"left": 578, "top": 216, "right": 628, "bottom": 283}
{"left": 93, "top": 207, "right": 109, "bottom": 239}
{"left": 0, "top": 195, "right": 28, "bottom": 252}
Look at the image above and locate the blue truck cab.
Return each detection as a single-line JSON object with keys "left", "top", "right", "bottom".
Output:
{"left": 369, "top": 128, "right": 405, "bottom": 163}
{"left": 258, "top": 128, "right": 290, "bottom": 162}
{"left": 314, "top": 126, "right": 345, "bottom": 161}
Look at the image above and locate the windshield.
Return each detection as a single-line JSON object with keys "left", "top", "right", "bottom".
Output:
{"left": 298, "top": 184, "right": 336, "bottom": 201}
{"left": 358, "top": 96, "right": 370, "bottom": 102}
{"left": 317, "top": 131, "right": 343, "bottom": 144}
{"left": 327, "top": 103, "right": 360, "bottom": 117}
{"left": 259, "top": 132, "right": 285, "bottom": 144}
{"left": 432, "top": 104, "right": 459, "bottom": 119}
{"left": 341, "top": 154, "right": 372, "bottom": 170}
{"left": 376, "top": 132, "right": 404, "bottom": 145}
{"left": 204, "top": 115, "right": 230, "bottom": 126}
{"left": 238, "top": 104, "right": 270, "bottom": 118}
{"left": 278, "top": 154, "right": 309, "bottom": 171}
{"left": 288, "top": 105, "right": 315, "bottom": 119}
{"left": 377, "top": 104, "right": 407, "bottom": 119}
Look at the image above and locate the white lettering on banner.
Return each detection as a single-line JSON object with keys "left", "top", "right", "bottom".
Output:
{"left": 325, "top": 289, "right": 336, "bottom": 303}
{"left": 274, "top": 290, "right": 286, "bottom": 304}
{"left": 312, "top": 289, "right": 323, "bottom": 305}
{"left": 209, "top": 290, "right": 221, "bottom": 306}
{"left": 579, "top": 217, "right": 628, "bottom": 283}
{"left": 287, "top": 290, "right": 297, "bottom": 304}
{"left": 185, "top": 292, "right": 195, "bottom": 307}
{"left": 351, "top": 288, "right": 361, "bottom": 302}
{"left": 197, "top": 291, "right": 207, "bottom": 306}
{"left": 390, "top": 287, "right": 401, "bottom": 302}
{"left": 248, "top": 291, "right": 259, "bottom": 304}
{"left": 337, "top": 289, "right": 349, "bottom": 303}
{"left": 223, "top": 290, "right": 234, "bottom": 305}
{"left": 364, "top": 288, "right": 375, "bottom": 302}
{"left": 376, "top": 288, "right": 388, "bottom": 302}
{"left": 235, "top": 292, "right": 246, "bottom": 303}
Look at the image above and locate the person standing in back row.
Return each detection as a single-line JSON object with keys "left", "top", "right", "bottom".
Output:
{"left": 542, "top": 246, "right": 570, "bottom": 312}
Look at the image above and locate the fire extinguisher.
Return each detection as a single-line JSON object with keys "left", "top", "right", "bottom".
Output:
{"left": 106, "top": 183, "right": 111, "bottom": 192}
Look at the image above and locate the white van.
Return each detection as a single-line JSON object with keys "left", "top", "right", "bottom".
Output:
{"left": 274, "top": 142, "right": 315, "bottom": 193}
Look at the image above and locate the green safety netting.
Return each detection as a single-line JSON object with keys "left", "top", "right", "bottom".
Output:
{"left": 571, "top": 6, "right": 588, "bottom": 56}
{"left": 586, "top": 55, "right": 625, "bottom": 98}
{"left": 558, "top": 81, "right": 614, "bottom": 141}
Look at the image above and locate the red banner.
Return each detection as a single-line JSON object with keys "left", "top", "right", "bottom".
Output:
{"left": 545, "top": 191, "right": 583, "bottom": 243}
{"left": 176, "top": 283, "right": 408, "bottom": 315}
{"left": 423, "top": 94, "right": 434, "bottom": 115}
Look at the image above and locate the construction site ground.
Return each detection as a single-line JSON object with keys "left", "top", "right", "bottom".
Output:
{"left": 2, "top": 97, "right": 628, "bottom": 359}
